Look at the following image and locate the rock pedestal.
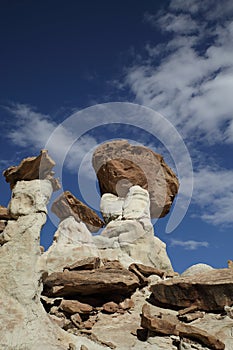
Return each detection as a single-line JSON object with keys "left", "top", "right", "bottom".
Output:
{"left": 0, "top": 177, "right": 105, "bottom": 349}
{"left": 95, "top": 186, "right": 173, "bottom": 271}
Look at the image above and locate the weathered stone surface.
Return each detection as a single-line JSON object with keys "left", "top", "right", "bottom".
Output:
{"left": 9, "top": 179, "right": 53, "bottom": 218}
{"left": 225, "top": 305, "right": 233, "bottom": 319}
{"left": 181, "top": 263, "right": 214, "bottom": 277}
{"left": 0, "top": 206, "right": 12, "bottom": 220}
{"left": 40, "top": 217, "right": 100, "bottom": 274}
{"left": 3, "top": 149, "right": 60, "bottom": 191}
{"left": 0, "top": 220, "right": 7, "bottom": 232}
{"left": 60, "top": 299, "right": 93, "bottom": 314}
{"left": 0, "top": 178, "right": 107, "bottom": 350}
{"left": 128, "top": 263, "right": 149, "bottom": 286}
{"left": 64, "top": 257, "right": 101, "bottom": 271}
{"left": 129, "top": 263, "right": 167, "bottom": 278}
{"left": 122, "top": 185, "right": 150, "bottom": 220}
{"left": 43, "top": 265, "right": 140, "bottom": 298}
{"left": 100, "top": 193, "right": 124, "bottom": 223}
{"left": 71, "top": 313, "right": 82, "bottom": 327}
{"left": 178, "top": 311, "right": 205, "bottom": 323}
{"left": 119, "top": 298, "right": 134, "bottom": 310}
{"left": 52, "top": 191, "right": 104, "bottom": 233}
{"left": 94, "top": 219, "right": 173, "bottom": 272}
{"left": 102, "top": 301, "right": 119, "bottom": 314}
{"left": 141, "top": 304, "right": 225, "bottom": 350}
{"left": 92, "top": 140, "right": 179, "bottom": 218}
{"left": 150, "top": 268, "right": 233, "bottom": 311}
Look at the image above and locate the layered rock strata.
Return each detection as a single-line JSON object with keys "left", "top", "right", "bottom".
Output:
{"left": 1, "top": 149, "right": 233, "bottom": 350}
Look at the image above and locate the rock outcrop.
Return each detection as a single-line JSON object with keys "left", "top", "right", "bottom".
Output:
{"left": 0, "top": 155, "right": 107, "bottom": 350}
{"left": 150, "top": 268, "right": 233, "bottom": 311}
{"left": 95, "top": 185, "right": 173, "bottom": 271}
{"left": 52, "top": 190, "right": 104, "bottom": 232}
{"left": 92, "top": 140, "right": 179, "bottom": 218}
{"left": 1, "top": 148, "right": 233, "bottom": 350}
{"left": 41, "top": 216, "right": 100, "bottom": 274}
{"left": 3, "top": 149, "right": 60, "bottom": 191}
{"left": 43, "top": 260, "right": 140, "bottom": 299}
{"left": 141, "top": 304, "right": 225, "bottom": 350}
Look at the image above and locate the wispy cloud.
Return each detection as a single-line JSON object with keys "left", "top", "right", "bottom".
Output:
{"left": 5, "top": 103, "right": 97, "bottom": 177}
{"left": 193, "top": 168, "right": 233, "bottom": 225}
{"left": 121, "top": 0, "right": 233, "bottom": 227}
{"left": 125, "top": 0, "right": 233, "bottom": 144}
{"left": 170, "top": 239, "right": 209, "bottom": 250}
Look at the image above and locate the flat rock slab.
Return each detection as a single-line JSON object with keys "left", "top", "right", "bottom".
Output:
{"left": 64, "top": 257, "right": 101, "bottom": 271}
{"left": 150, "top": 268, "right": 233, "bottom": 311}
{"left": 92, "top": 140, "right": 179, "bottom": 218}
{"left": 51, "top": 191, "right": 104, "bottom": 233}
{"left": 43, "top": 265, "right": 140, "bottom": 298}
{"left": 3, "top": 149, "right": 60, "bottom": 191}
{"left": 141, "top": 304, "right": 225, "bottom": 350}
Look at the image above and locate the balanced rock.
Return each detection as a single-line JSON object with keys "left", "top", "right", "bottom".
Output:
{"left": 52, "top": 191, "right": 104, "bottom": 233}
{"left": 94, "top": 219, "right": 173, "bottom": 272}
{"left": 92, "top": 140, "right": 179, "bottom": 218}
{"left": 3, "top": 149, "right": 60, "bottom": 191}
{"left": 150, "top": 268, "right": 233, "bottom": 311}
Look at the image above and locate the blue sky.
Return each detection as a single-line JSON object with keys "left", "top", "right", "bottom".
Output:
{"left": 1, "top": 0, "right": 233, "bottom": 273}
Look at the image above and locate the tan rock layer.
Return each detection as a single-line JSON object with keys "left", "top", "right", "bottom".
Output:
{"left": 141, "top": 304, "right": 225, "bottom": 350}
{"left": 0, "top": 206, "right": 12, "bottom": 220}
{"left": 150, "top": 268, "right": 233, "bottom": 311}
{"left": 92, "top": 140, "right": 179, "bottom": 218}
{"left": 51, "top": 191, "right": 104, "bottom": 233}
{"left": 129, "top": 262, "right": 167, "bottom": 278}
{"left": 3, "top": 149, "right": 60, "bottom": 191}
{"left": 43, "top": 265, "right": 140, "bottom": 298}
{"left": 64, "top": 257, "right": 101, "bottom": 271}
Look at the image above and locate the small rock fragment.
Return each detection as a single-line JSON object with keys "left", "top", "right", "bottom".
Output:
{"left": 51, "top": 191, "right": 104, "bottom": 233}
{"left": 102, "top": 301, "right": 119, "bottom": 314}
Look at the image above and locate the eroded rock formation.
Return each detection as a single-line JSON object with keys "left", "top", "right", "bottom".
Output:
{"left": 150, "top": 268, "right": 233, "bottom": 311}
{"left": 92, "top": 140, "right": 179, "bottom": 218}
{"left": 1, "top": 148, "right": 233, "bottom": 350}
{"left": 3, "top": 149, "right": 60, "bottom": 191}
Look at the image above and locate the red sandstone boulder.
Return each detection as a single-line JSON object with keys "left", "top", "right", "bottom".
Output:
{"left": 92, "top": 140, "right": 179, "bottom": 218}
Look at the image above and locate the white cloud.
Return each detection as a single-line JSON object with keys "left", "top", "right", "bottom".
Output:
{"left": 122, "top": 0, "right": 233, "bottom": 227}
{"left": 170, "top": 239, "right": 209, "bottom": 250}
{"left": 193, "top": 168, "right": 233, "bottom": 225}
{"left": 6, "top": 103, "right": 98, "bottom": 177}
{"left": 169, "top": 0, "right": 233, "bottom": 20}
{"left": 125, "top": 0, "right": 233, "bottom": 143}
